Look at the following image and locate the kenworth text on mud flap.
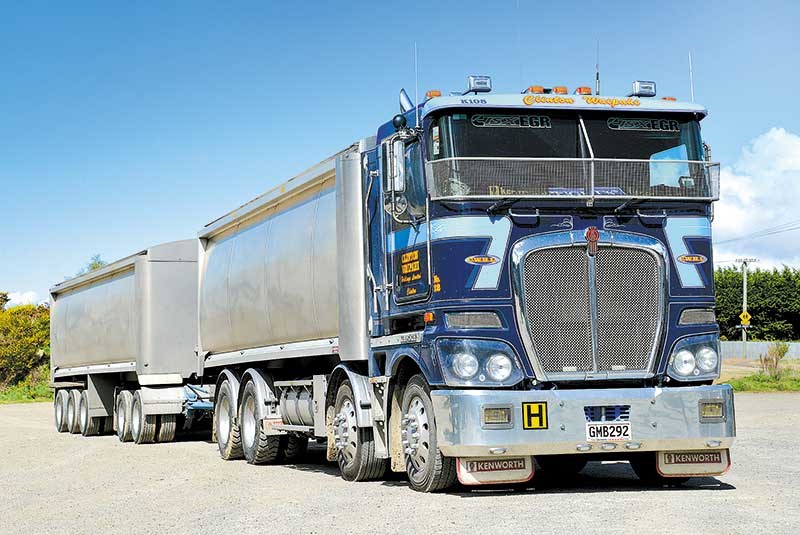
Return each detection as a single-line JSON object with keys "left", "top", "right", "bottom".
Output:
{"left": 50, "top": 76, "right": 735, "bottom": 491}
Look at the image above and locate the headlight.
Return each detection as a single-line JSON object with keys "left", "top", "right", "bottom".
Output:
{"left": 667, "top": 334, "right": 721, "bottom": 381}
{"left": 485, "top": 354, "right": 513, "bottom": 381}
{"left": 436, "top": 339, "right": 524, "bottom": 387}
{"left": 696, "top": 346, "right": 719, "bottom": 373}
{"left": 451, "top": 353, "right": 479, "bottom": 379}
{"left": 672, "top": 349, "right": 696, "bottom": 376}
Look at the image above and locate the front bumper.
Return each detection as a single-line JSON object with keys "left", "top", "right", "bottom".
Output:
{"left": 431, "top": 384, "right": 735, "bottom": 457}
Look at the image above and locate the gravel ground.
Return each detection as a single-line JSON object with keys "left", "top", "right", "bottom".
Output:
{"left": 1, "top": 393, "right": 798, "bottom": 534}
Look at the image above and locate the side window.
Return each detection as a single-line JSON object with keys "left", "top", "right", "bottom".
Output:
{"left": 404, "top": 142, "right": 426, "bottom": 219}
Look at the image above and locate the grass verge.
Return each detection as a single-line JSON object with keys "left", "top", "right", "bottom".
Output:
{"left": 727, "top": 370, "right": 800, "bottom": 392}
{"left": 0, "top": 365, "right": 52, "bottom": 404}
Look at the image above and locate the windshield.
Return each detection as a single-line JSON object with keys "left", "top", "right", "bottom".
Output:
{"left": 425, "top": 109, "right": 713, "bottom": 199}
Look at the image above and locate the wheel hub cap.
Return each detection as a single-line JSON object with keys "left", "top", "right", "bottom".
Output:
{"left": 402, "top": 396, "right": 431, "bottom": 471}
{"left": 333, "top": 399, "right": 357, "bottom": 465}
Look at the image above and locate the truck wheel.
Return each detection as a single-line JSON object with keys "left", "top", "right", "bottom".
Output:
{"left": 400, "top": 374, "right": 456, "bottom": 492}
{"left": 131, "top": 391, "right": 156, "bottom": 444}
{"left": 157, "top": 414, "right": 177, "bottom": 442}
{"left": 333, "top": 380, "right": 386, "bottom": 481}
{"left": 116, "top": 390, "right": 134, "bottom": 442}
{"left": 67, "top": 390, "right": 82, "bottom": 434}
{"left": 215, "top": 379, "right": 243, "bottom": 460}
{"left": 54, "top": 390, "right": 69, "bottom": 432}
{"left": 629, "top": 453, "right": 689, "bottom": 486}
{"left": 240, "top": 380, "right": 284, "bottom": 464}
{"left": 79, "top": 390, "right": 101, "bottom": 437}
{"left": 536, "top": 455, "right": 588, "bottom": 478}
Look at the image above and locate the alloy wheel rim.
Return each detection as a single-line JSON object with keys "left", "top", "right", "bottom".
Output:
{"left": 80, "top": 398, "right": 88, "bottom": 431}
{"left": 242, "top": 395, "right": 257, "bottom": 450}
{"left": 333, "top": 398, "right": 358, "bottom": 466}
{"left": 132, "top": 400, "right": 141, "bottom": 438}
{"left": 117, "top": 399, "right": 125, "bottom": 434}
{"left": 402, "top": 395, "right": 431, "bottom": 475}
{"left": 217, "top": 395, "right": 231, "bottom": 445}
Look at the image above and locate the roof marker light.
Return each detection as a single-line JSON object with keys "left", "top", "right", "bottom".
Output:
{"left": 574, "top": 86, "right": 592, "bottom": 95}
{"left": 525, "top": 85, "right": 544, "bottom": 94}
{"left": 662, "top": 96, "right": 677, "bottom": 101}
{"left": 553, "top": 86, "right": 568, "bottom": 94}
{"left": 426, "top": 90, "right": 442, "bottom": 99}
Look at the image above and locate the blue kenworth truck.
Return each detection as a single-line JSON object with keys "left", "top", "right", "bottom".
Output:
{"left": 51, "top": 76, "right": 734, "bottom": 492}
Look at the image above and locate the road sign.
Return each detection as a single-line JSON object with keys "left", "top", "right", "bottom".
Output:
{"left": 739, "top": 310, "right": 752, "bottom": 325}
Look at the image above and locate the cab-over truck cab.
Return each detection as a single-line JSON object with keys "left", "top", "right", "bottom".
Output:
{"left": 366, "top": 77, "right": 734, "bottom": 490}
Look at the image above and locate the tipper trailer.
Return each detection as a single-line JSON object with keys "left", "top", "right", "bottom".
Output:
{"left": 50, "top": 240, "right": 209, "bottom": 443}
{"left": 52, "top": 77, "right": 735, "bottom": 491}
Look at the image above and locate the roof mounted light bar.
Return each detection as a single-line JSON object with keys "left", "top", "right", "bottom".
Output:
{"left": 629, "top": 80, "right": 657, "bottom": 98}
{"left": 463, "top": 75, "right": 492, "bottom": 95}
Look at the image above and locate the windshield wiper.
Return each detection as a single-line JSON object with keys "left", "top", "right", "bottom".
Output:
{"left": 614, "top": 198, "right": 646, "bottom": 213}
{"left": 487, "top": 198, "right": 525, "bottom": 215}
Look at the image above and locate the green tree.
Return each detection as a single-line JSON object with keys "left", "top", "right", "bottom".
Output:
{"left": 0, "top": 292, "right": 8, "bottom": 311}
{"left": 0, "top": 304, "right": 51, "bottom": 386}
{"left": 715, "top": 266, "right": 800, "bottom": 341}
{"left": 75, "top": 254, "right": 107, "bottom": 276}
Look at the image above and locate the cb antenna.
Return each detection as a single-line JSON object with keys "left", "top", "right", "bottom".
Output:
{"left": 688, "top": 50, "right": 695, "bottom": 103}
{"left": 414, "top": 42, "right": 420, "bottom": 130}
{"left": 595, "top": 40, "right": 600, "bottom": 95}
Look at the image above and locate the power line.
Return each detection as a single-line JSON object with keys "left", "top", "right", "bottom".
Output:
{"left": 715, "top": 218, "right": 800, "bottom": 245}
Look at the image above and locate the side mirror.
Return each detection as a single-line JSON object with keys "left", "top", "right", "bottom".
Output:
{"left": 391, "top": 139, "right": 406, "bottom": 192}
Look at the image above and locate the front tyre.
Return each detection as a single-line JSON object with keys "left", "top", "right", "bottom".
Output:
{"left": 333, "top": 380, "right": 386, "bottom": 481}
{"left": 400, "top": 374, "right": 456, "bottom": 492}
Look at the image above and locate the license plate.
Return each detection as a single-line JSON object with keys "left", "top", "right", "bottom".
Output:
{"left": 586, "top": 421, "right": 631, "bottom": 442}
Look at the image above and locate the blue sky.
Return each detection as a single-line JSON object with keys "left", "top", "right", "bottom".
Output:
{"left": 2, "top": 1, "right": 799, "bottom": 304}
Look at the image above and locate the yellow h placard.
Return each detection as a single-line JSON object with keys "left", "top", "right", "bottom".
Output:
{"left": 522, "top": 402, "right": 548, "bottom": 430}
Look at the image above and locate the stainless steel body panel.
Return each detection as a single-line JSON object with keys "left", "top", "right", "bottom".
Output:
{"left": 51, "top": 269, "right": 137, "bottom": 369}
{"left": 197, "top": 139, "right": 375, "bottom": 362}
{"left": 50, "top": 240, "right": 199, "bottom": 381}
{"left": 431, "top": 384, "right": 736, "bottom": 457}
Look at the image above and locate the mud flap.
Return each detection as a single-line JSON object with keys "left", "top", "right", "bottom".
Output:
{"left": 457, "top": 456, "right": 535, "bottom": 486}
{"left": 657, "top": 449, "right": 731, "bottom": 477}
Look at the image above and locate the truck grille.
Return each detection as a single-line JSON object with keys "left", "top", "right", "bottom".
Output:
{"left": 520, "top": 245, "right": 662, "bottom": 379}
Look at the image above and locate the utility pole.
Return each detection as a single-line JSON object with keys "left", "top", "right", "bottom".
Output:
{"left": 736, "top": 258, "right": 758, "bottom": 358}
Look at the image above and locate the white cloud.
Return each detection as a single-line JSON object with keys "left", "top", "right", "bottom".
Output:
{"left": 713, "top": 128, "right": 800, "bottom": 269}
{"left": 6, "top": 291, "right": 41, "bottom": 307}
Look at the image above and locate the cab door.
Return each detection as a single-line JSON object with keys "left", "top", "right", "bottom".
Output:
{"left": 381, "top": 137, "right": 431, "bottom": 305}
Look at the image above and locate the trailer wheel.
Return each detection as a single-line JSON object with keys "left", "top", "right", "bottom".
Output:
{"left": 79, "top": 390, "right": 101, "bottom": 437}
{"left": 66, "top": 390, "right": 82, "bottom": 434}
{"left": 240, "top": 380, "right": 284, "bottom": 464}
{"left": 215, "top": 379, "right": 243, "bottom": 460}
{"left": 629, "top": 453, "right": 689, "bottom": 486}
{"left": 157, "top": 414, "right": 177, "bottom": 443}
{"left": 116, "top": 390, "right": 134, "bottom": 442}
{"left": 54, "top": 390, "right": 69, "bottom": 432}
{"left": 333, "top": 380, "right": 386, "bottom": 481}
{"left": 400, "top": 374, "right": 456, "bottom": 492}
{"left": 131, "top": 391, "right": 156, "bottom": 444}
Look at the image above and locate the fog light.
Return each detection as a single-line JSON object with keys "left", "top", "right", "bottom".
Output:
{"left": 699, "top": 401, "right": 725, "bottom": 422}
{"left": 482, "top": 406, "right": 512, "bottom": 427}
